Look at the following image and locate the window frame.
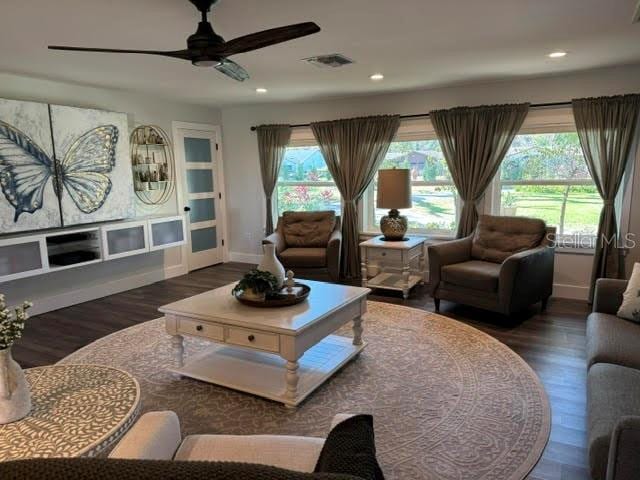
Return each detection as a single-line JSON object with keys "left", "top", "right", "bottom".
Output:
{"left": 361, "top": 118, "right": 459, "bottom": 238}
{"left": 273, "top": 132, "right": 341, "bottom": 219}
{"left": 488, "top": 107, "right": 601, "bottom": 251}
{"left": 272, "top": 109, "right": 635, "bottom": 251}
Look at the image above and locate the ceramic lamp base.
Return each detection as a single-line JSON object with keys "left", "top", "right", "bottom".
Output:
{"left": 380, "top": 209, "right": 408, "bottom": 241}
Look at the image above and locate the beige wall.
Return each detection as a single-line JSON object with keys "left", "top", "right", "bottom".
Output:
{"left": 221, "top": 63, "right": 640, "bottom": 299}
{"left": 0, "top": 72, "right": 221, "bottom": 313}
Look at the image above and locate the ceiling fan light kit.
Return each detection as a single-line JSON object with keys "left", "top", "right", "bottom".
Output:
{"left": 48, "top": 0, "right": 320, "bottom": 82}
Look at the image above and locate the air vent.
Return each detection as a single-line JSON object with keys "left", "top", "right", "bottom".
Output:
{"left": 303, "top": 54, "right": 354, "bottom": 68}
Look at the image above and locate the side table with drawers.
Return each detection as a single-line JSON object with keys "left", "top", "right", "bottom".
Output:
{"left": 359, "top": 236, "right": 427, "bottom": 299}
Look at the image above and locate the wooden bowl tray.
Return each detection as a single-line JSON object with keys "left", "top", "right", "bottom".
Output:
{"left": 234, "top": 282, "right": 311, "bottom": 308}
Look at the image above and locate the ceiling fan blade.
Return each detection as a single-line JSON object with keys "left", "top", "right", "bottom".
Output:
{"left": 214, "top": 59, "right": 250, "bottom": 82}
{"left": 48, "top": 46, "right": 193, "bottom": 60}
{"left": 221, "top": 22, "right": 320, "bottom": 56}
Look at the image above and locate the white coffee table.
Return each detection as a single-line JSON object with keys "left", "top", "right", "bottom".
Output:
{"left": 159, "top": 280, "right": 370, "bottom": 407}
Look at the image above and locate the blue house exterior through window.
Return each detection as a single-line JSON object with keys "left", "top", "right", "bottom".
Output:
{"left": 275, "top": 147, "right": 340, "bottom": 216}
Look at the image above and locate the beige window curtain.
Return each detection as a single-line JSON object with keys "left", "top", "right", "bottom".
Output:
{"left": 256, "top": 124, "right": 292, "bottom": 235}
{"left": 572, "top": 94, "right": 640, "bottom": 301}
{"left": 430, "top": 103, "right": 530, "bottom": 238}
{"left": 311, "top": 115, "right": 401, "bottom": 278}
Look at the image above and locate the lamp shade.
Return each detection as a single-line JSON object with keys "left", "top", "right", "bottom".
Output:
{"left": 377, "top": 169, "right": 412, "bottom": 209}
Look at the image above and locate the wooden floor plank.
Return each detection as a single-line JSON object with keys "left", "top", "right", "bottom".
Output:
{"left": 12, "top": 262, "right": 591, "bottom": 479}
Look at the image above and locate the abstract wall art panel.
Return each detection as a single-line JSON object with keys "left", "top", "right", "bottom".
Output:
{"left": 0, "top": 99, "right": 62, "bottom": 233}
{"left": 50, "top": 105, "right": 133, "bottom": 226}
{"left": 0, "top": 98, "right": 133, "bottom": 234}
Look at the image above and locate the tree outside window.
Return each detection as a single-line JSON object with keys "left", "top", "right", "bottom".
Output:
{"left": 499, "top": 133, "right": 601, "bottom": 237}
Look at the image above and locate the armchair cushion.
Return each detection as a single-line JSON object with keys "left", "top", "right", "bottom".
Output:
{"left": 441, "top": 260, "right": 501, "bottom": 292}
{"left": 280, "top": 248, "right": 327, "bottom": 267}
{"left": 175, "top": 435, "right": 325, "bottom": 473}
{"left": 282, "top": 211, "right": 336, "bottom": 248}
{"left": 471, "top": 215, "right": 546, "bottom": 263}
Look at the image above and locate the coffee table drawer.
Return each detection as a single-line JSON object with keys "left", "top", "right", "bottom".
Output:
{"left": 178, "top": 319, "right": 224, "bottom": 341}
{"left": 226, "top": 327, "right": 280, "bottom": 352}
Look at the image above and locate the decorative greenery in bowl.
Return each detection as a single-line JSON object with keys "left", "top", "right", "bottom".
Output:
{"left": 232, "top": 270, "right": 279, "bottom": 301}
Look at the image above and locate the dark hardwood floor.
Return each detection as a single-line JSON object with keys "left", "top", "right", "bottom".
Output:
{"left": 14, "top": 262, "right": 591, "bottom": 480}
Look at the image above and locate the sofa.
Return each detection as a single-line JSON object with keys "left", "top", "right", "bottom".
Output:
{"left": 428, "top": 215, "right": 556, "bottom": 315}
{"left": 263, "top": 211, "right": 342, "bottom": 281}
{"left": 107, "top": 410, "right": 353, "bottom": 468}
{"left": 0, "top": 412, "right": 384, "bottom": 480}
{"left": 587, "top": 278, "right": 640, "bottom": 480}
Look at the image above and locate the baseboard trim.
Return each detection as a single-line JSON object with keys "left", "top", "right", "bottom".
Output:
{"left": 229, "top": 252, "right": 261, "bottom": 264}
{"left": 29, "top": 263, "right": 187, "bottom": 316}
{"left": 552, "top": 283, "right": 589, "bottom": 301}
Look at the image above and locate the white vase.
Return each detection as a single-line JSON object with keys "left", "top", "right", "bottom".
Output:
{"left": 258, "top": 243, "right": 286, "bottom": 289}
{"left": 0, "top": 348, "right": 31, "bottom": 424}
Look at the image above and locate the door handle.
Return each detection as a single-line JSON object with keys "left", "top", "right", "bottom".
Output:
{"left": 184, "top": 206, "right": 191, "bottom": 212}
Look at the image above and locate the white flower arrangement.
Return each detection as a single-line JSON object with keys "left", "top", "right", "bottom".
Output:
{"left": 0, "top": 294, "right": 32, "bottom": 350}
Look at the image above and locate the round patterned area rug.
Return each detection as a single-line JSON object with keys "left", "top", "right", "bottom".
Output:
{"left": 59, "top": 301, "right": 550, "bottom": 480}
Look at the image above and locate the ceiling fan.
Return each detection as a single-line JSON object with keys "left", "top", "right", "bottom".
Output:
{"left": 48, "top": 0, "right": 320, "bottom": 82}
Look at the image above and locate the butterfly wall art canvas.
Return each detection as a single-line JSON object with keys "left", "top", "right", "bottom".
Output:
{"left": 0, "top": 98, "right": 133, "bottom": 234}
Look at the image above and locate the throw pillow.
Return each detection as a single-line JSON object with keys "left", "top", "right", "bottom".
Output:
{"left": 314, "top": 415, "right": 384, "bottom": 480}
{"left": 617, "top": 262, "right": 640, "bottom": 322}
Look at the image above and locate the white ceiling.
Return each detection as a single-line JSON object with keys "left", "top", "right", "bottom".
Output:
{"left": 1, "top": 0, "right": 639, "bottom": 107}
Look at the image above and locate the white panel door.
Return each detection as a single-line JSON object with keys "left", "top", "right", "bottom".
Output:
{"left": 175, "top": 127, "right": 224, "bottom": 271}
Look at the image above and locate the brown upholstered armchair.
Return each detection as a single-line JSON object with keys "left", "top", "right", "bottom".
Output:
{"left": 263, "top": 211, "right": 342, "bottom": 281}
{"left": 428, "top": 215, "right": 555, "bottom": 315}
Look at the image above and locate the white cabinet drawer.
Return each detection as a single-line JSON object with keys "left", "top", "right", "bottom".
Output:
{"left": 178, "top": 319, "right": 224, "bottom": 341}
{"left": 366, "top": 248, "right": 402, "bottom": 264}
{"left": 226, "top": 327, "right": 280, "bottom": 353}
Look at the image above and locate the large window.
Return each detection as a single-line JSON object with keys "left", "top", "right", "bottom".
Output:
{"left": 275, "top": 146, "right": 340, "bottom": 216}
{"left": 366, "top": 140, "right": 458, "bottom": 235}
{"left": 497, "top": 132, "right": 602, "bottom": 240}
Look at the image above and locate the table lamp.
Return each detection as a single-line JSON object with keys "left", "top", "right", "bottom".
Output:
{"left": 377, "top": 168, "right": 412, "bottom": 241}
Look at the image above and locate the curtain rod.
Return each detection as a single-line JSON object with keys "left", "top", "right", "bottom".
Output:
{"left": 249, "top": 101, "right": 572, "bottom": 131}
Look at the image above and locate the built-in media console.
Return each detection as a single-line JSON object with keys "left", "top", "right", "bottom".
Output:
{"left": 0, "top": 215, "right": 186, "bottom": 283}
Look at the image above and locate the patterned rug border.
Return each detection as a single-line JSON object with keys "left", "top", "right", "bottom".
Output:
{"left": 59, "top": 300, "right": 551, "bottom": 480}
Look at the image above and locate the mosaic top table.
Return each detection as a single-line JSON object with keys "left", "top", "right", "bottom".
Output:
{"left": 0, "top": 364, "right": 140, "bottom": 461}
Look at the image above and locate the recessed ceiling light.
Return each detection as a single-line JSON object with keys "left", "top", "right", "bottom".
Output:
{"left": 255, "top": 87, "right": 268, "bottom": 94}
{"left": 370, "top": 73, "right": 384, "bottom": 81}
{"left": 548, "top": 51, "right": 567, "bottom": 58}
